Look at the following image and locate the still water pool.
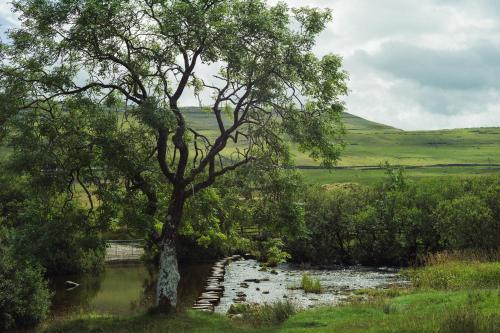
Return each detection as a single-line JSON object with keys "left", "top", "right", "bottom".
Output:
{"left": 49, "top": 263, "right": 212, "bottom": 317}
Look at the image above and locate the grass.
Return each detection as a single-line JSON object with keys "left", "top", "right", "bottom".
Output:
{"left": 42, "top": 311, "right": 264, "bottom": 333}
{"left": 280, "top": 290, "right": 500, "bottom": 333}
{"left": 300, "top": 274, "right": 322, "bottom": 294}
{"left": 403, "top": 261, "right": 500, "bottom": 290}
{"left": 300, "top": 166, "right": 500, "bottom": 185}
{"left": 228, "top": 301, "right": 297, "bottom": 327}
{"left": 439, "top": 307, "right": 499, "bottom": 333}
{"left": 42, "top": 290, "right": 500, "bottom": 333}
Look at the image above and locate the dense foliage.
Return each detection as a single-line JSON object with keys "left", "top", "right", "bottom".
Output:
{"left": 289, "top": 170, "right": 500, "bottom": 266}
{"left": 0, "top": 175, "right": 106, "bottom": 276}
{"left": 0, "top": 228, "right": 51, "bottom": 330}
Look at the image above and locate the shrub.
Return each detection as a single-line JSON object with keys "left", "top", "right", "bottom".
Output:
{"left": 228, "top": 301, "right": 296, "bottom": 326}
{"left": 13, "top": 200, "right": 106, "bottom": 275}
{"left": 300, "top": 274, "right": 322, "bottom": 293}
{"left": 288, "top": 174, "right": 500, "bottom": 267}
{"left": 0, "top": 230, "right": 51, "bottom": 330}
{"left": 264, "top": 239, "right": 291, "bottom": 267}
{"left": 435, "top": 194, "right": 499, "bottom": 250}
{"left": 287, "top": 184, "right": 368, "bottom": 265}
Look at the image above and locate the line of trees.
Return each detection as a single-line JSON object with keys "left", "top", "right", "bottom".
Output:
{"left": 288, "top": 169, "right": 500, "bottom": 266}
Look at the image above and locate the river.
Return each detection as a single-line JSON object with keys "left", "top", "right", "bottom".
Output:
{"left": 46, "top": 259, "right": 404, "bottom": 319}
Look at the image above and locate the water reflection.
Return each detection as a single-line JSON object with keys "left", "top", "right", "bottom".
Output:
{"left": 49, "top": 262, "right": 212, "bottom": 317}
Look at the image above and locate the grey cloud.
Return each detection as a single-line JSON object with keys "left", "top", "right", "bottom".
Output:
{"left": 354, "top": 41, "right": 500, "bottom": 91}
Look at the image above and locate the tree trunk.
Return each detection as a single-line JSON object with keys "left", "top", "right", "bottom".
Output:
{"left": 156, "top": 189, "right": 185, "bottom": 313}
{"left": 156, "top": 234, "right": 180, "bottom": 312}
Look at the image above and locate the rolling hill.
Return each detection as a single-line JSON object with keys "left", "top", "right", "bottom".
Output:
{"left": 183, "top": 108, "right": 500, "bottom": 184}
{"left": 2, "top": 108, "right": 499, "bottom": 185}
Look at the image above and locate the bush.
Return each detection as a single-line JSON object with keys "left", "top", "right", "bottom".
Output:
{"left": 288, "top": 173, "right": 500, "bottom": 267}
{"left": 300, "top": 274, "right": 322, "bottom": 293}
{"left": 0, "top": 230, "right": 51, "bottom": 330}
{"left": 435, "top": 194, "right": 499, "bottom": 249}
{"left": 12, "top": 200, "right": 106, "bottom": 275}
{"left": 228, "top": 301, "right": 296, "bottom": 326}
{"left": 263, "top": 239, "right": 291, "bottom": 267}
{"left": 287, "top": 184, "right": 368, "bottom": 265}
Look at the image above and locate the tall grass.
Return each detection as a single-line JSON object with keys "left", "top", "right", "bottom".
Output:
{"left": 420, "top": 249, "right": 500, "bottom": 266}
{"left": 439, "top": 307, "right": 500, "bottom": 333}
{"left": 228, "top": 301, "right": 296, "bottom": 326}
{"left": 404, "top": 261, "right": 500, "bottom": 290}
{"left": 300, "top": 274, "right": 322, "bottom": 293}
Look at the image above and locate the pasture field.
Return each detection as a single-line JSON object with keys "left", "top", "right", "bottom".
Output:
{"left": 185, "top": 108, "right": 500, "bottom": 169}
{"left": 300, "top": 166, "right": 500, "bottom": 185}
{"left": 2, "top": 109, "right": 499, "bottom": 184}
{"left": 183, "top": 108, "right": 500, "bottom": 184}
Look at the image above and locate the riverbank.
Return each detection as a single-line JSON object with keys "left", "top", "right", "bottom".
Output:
{"left": 42, "top": 260, "right": 500, "bottom": 333}
{"left": 41, "top": 289, "right": 500, "bottom": 333}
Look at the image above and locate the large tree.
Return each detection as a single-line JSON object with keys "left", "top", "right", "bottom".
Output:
{"left": 0, "top": 0, "right": 347, "bottom": 311}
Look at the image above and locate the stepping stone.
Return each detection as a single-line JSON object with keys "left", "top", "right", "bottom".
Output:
{"left": 193, "top": 305, "right": 214, "bottom": 310}
{"left": 233, "top": 297, "right": 246, "bottom": 302}
{"left": 193, "top": 306, "right": 214, "bottom": 311}
{"left": 196, "top": 300, "right": 212, "bottom": 305}
{"left": 198, "top": 297, "right": 220, "bottom": 304}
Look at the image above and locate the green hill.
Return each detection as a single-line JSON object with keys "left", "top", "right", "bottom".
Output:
{"left": 342, "top": 112, "right": 401, "bottom": 132}
{"left": 2, "top": 107, "right": 499, "bottom": 185}
{"left": 182, "top": 108, "right": 500, "bottom": 184}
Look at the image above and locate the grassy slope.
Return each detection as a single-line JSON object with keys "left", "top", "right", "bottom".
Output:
{"left": 179, "top": 108, "right": 500, "bottom": 168}
{"left": 281, "top": 290, "right": 499, "bottom": 333}
{"left": 182, "top": 108, "right": 500, "bottom": 184}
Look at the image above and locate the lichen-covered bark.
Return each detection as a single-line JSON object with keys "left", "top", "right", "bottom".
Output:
{"left": 156, "top": 238, "right": 180, "bottom": 312}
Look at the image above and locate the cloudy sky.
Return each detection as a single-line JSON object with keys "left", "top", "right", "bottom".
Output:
{"left": 2, "top": 0, "right": 500, "bottom": 130}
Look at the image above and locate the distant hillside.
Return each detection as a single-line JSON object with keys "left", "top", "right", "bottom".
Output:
{"left": 342, "top": 112, "right": 401, "bottom": 132}
{"left": 178, "top": 107, "right": 500, "bottom": 168}
{"left": 181, "top": 107, "right": 401, "bottom": 133}
{"left": 2, "top": 107, "right": 499, "bottom": 184}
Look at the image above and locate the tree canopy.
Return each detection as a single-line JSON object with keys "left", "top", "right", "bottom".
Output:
{"left": 0, "top": 0, "right": 348, "bottom": 311}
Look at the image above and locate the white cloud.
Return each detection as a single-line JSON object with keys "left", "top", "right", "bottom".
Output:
{"left": 1, "top": 0, "right": 500, "bottom": 130}
{"left": 286, "top": 0, "right": 500, "bottom": 130}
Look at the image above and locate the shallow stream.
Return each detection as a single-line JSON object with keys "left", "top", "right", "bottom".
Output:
{"left": 215, "top": 259, "right": 404, "bottom": 313}
{"left": 48, "top": 259, "right": 404, "bottom": 318}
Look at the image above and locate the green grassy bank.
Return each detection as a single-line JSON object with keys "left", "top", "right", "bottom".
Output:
{"left": 43, "top": 260, "right": 500, "bottom": 333}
